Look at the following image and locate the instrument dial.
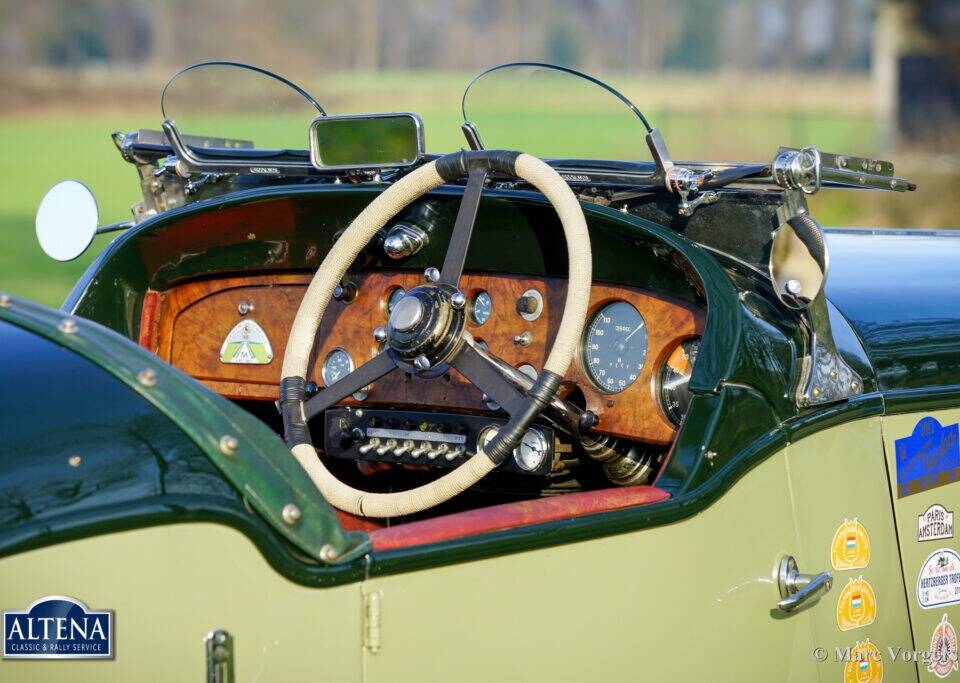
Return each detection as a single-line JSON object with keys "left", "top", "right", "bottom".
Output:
{"left": 321, "top": 348, "right": 354, "bottom": 386}
{"left": 515, "top": 428, "right": 549, "bottom": 472}
{"left": 583, "top": 301, "right": 647, "bottom": 393}
{"left": 660, "top": 338, "right": 701, "bottom": 425}
{"left": 469, "top": 291, "right": 492, "bottom": 325}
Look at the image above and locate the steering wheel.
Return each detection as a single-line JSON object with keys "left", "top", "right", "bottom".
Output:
{"left": 280, "top": 151, "right": 592, "bottom": 517}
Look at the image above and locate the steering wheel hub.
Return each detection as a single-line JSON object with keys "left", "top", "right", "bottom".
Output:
{"left": 385, "top": 285, "right": 464, "bottom": 369}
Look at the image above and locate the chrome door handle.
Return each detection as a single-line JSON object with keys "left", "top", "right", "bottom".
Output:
{"left": 777, "top": 555, "right": 833, "bottom": 612}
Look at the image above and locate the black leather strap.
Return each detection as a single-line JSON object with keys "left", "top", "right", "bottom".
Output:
{"left": 435, "top": 150, "right": 521, "bottom": 183}
{"left": 279, "top": 376, "right": 310, "bottom": 448}
{"left": 787, "top": 213, "right": 827, "bottom": 274}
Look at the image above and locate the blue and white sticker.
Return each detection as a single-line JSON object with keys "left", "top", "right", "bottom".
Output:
{"left": 894, "top": 417, "right": 960, "bottom": 498}
{"left": 3, "top": 596, "right": 113, "bottom": 659}
{"left": 917, "top": 548, "right": 960, "bottom": 610}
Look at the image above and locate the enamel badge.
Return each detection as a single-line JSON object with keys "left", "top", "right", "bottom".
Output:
{"left": 917, "top": 548, "right": 960, "bottom": 609}
{"left": 928, "top": 614, "right": 959, "bottom": 679}
{"left": 219, "top": 320, "right": 274, "bottom": 365}
{"left": 894, "top": 416, "right": 960, "bottom": 498}
{"left": 831, "top": 518, "right": 871, "bottom": 571}
{"left": 842, "top": 639, "right": 883, "bottom": 683}
{"left": 836, "top": 576, "right": 877, "bottom": 631}
{"left": 918, "top": 504, "right": 954, "bottom": 542}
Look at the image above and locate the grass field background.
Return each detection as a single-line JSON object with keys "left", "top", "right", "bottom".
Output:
{"left": 0, "top": 70, "right": 949, "bottom": 307}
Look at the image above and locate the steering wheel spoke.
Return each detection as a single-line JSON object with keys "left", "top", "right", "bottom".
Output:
{"left": 449, "top": 343, "right": 525, "bottom": 415}
{"left": 304, "top": 350, "right": 396, "bottom": 420}
{"left": 439, "top": 167, "right": 488, "bottom": 287}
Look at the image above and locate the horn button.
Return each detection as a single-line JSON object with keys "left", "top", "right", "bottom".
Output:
{"left": 385, "top": 285, "right": 465, "bottom": 370}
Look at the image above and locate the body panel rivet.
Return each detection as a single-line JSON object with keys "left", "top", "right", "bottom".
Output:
{"left": 320, "top": 544, "right": 339, "bottom": 562}
{"left": 219, "top": 434, "right": 239, "bottom": 455}
{"left": 137, "top": 369, "right": 157, "bottom": 387}
{"left": 282, "top": 503, "right": 301, "bottom": 525}
{"left": 68, "top": 455, "right": 81, "bottom": 468}
{"left": 59, "top": 318, "right": 77, "bottom": 334}
{"left": 0, "top": 294, "right": 10, "bottom": 308}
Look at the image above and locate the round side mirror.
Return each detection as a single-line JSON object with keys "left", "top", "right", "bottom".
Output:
{"left": 35, "top": 180, "right": 99, "bottom": 262}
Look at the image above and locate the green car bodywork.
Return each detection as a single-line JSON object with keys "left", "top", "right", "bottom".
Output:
{"left": 1, "top": 181, "right": 958, "bottom": 682}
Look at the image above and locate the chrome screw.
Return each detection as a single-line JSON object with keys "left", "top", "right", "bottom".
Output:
{"left": 514, "top": 331, "right": 532, "bottom": 347}
{"left": 450, "top": 291, "right": 466, "bottom": 309}
{"left": 786, "top": 279, "right": 802, "bottom": 295}
{"left": 424, "top": 267, "right": 440, "bottom": 283}
{"left": 373, "top": 326, "right": 387, "bottom": 343}
{"left": 414, "top": 355, "right": 431, "bottom": 371}
{"left": 58, "top": 318, "right": 77, "bottom": 334}
{"left": 237, "top": 300, "right": 254, "bottom": 315}
{"left": 219, "top": 434, "right": 239, "bottom": 456}
{"left": 281, "top": 503, "right": 302, "bottom": 525}
{"left": 137, "top": 369, "right": 157, "bottom": 387}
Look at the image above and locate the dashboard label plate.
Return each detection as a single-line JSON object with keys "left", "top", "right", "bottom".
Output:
{"left": 219, "top": 319, "right": 274, "bottom": 364}
{"left": 366, "top": 427, "right": 466, "bottom": 445}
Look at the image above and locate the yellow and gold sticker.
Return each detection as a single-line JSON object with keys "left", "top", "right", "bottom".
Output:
{"left": 842, "top": 639, "right": 884, "bottom": 683}
{"left": 831, "top": 518, "right": 871, "bottom": 570}
{"left": 837, "top": 575, "right": 878, "bottom": 631}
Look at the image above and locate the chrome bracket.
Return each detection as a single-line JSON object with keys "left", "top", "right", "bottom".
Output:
{"left": 796, "top": 293, "right": 863, "bottom": 407}
{"left": 205, "top": 629, "right": 234, "bottom": 683}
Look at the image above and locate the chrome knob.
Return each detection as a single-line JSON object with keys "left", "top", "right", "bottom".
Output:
{"left": 424, "top": 267, "right": 440, "bottom": 283}
{"left": 383, "top": 223, "right": 426, "bottom": 259}
{"left": 358, "top": 438, "right": 380, "bottom": 455}
{"left": 333, "top": 281, "right": 357, "bottom": 303}
{"left": 427, "top": 443, "right": 448, "bottom": 461}
{"left": 376, "top": 438, "right": 397, "bottom": 456}
{"left": 450, "top": 291, "right": 466, "bottom": 309}
{"left": 414, "top": 355, "right": 431, "bottom": 371}
{"left": 445, "top": 446, "right": 463, "bottom": 462}
{"left": 373, "top": 326, "right": 387, "bottom": 343}
{"left": 410, "top": 442, "right": 430, "bottom": 458}
{"left": 394, "top": 439, "right": 414, "bottom": 457}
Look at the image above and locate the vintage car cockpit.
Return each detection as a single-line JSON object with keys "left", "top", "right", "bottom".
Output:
{"left": 35, "top": 62, "right": 916, "bottom": 535}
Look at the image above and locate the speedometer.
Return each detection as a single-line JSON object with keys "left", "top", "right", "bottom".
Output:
{"left": 583, "top": 301, "right": 647, "bottom": 393}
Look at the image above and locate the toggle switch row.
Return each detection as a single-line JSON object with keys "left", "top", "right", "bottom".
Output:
{"left": 356, "top": 437, "right": 465, "bottom": 462}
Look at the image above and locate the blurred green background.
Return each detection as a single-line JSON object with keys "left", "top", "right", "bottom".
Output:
{"left": 1, "top": 0, "right": 956, "bottom": 307}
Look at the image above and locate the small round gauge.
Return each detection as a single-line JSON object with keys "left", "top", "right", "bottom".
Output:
{"left": 583, "top": 301, "right": 648, "bottom": 393}
{"left": 385, "top": 287, "right": 406, "bottom": 316}
{"left": 321, "top": 348, "right": 354, "bottom": 386}
{"left": 469, "top": 290, "right": 492, "bottom": 325}
{"left": 515, "top": 428, "right": 549, "bottom": 472}
{"left": 660, "top": 337, "right": 701, "bottom": 425}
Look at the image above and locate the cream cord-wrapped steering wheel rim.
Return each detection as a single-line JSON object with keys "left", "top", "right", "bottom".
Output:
{"left": 280, "top": 151, "right": 591, "bottom": 517}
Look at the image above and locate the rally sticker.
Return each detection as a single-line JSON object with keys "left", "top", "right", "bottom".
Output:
{"left": 917, "top": 548, "right": 960, "bottom": 609}
{"left": 219, "top": 319, "right": 274, "bottom": 365}
{"left": 842, "top": 638, "right": 883, "bottom": 683}
{"left": 918, "top": 504, "right": 954, "bottom": 542}
{"left": 927, "top": 613, "right": 959, "bottom": 679}
{"left": 831, "top": 518, "right": 871, "bottom": 570}
{"left": 894, "top": 416, "right": 960, "bottom": 498}
{"left": 837, "top": 576, "right": 878, "bottom": 631}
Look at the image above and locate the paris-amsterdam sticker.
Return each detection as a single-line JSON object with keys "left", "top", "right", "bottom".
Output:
{"left": 918, "top": 504, "right": 954, "bottom": 542}
{"left": 917, "top": 548, "right": 960, "bottom": 609}
{"left": 837, "top": 575, "right": 878, "bottom": 631}
{"left": 831, "top": 518, "right": 871, "bottom": 570}
{"left": 927, "top": 613, "right": 959, "bottom": 679}
{"left": 842, "top": 638, "right": 883, "bottom": 683}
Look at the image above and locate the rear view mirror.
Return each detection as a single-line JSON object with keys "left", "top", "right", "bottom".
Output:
{"left": 309, "top": 113, "right": 424, "bottom": 170}
{"left": 35, "top": 180, "right": 99, "bottom": 262}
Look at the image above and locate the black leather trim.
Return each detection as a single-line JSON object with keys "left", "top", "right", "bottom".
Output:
{"left": 787, "top": 213, "right": 827, "bottom": 274}
{"left": 435, "top": 150, "right": 521, "bottom": 182}
{"left": 279, "top": 376, "right": 310, "bottom": 448}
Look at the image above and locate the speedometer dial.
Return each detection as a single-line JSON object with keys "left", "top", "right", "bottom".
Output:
{"left": 583, "top": 301, "right": 647, "bottom": 393}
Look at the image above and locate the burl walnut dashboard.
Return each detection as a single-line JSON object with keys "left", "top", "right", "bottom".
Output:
{"left": 140, "top": 272, "right": 704, "bottom": 444}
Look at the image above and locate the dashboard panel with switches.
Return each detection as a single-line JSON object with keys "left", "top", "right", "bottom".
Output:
{"left": 141, "top": 270, "right": 704, "bottom": 444}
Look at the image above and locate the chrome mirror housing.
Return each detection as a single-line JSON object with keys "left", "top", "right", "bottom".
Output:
{"left": 35, "top": 180, "right": 100, "bottom": 261}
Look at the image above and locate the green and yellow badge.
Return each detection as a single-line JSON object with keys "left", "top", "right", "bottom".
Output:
{"left": 219, "top": 320, "right": 274, "bottom": 365}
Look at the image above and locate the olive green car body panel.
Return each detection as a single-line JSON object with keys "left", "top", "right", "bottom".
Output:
{"left": 0, "top": 524, "right": 363, "bottom": 682}
{"left": 0, "top": 296, "right": 369, "bottom": 567}
{"left": 881, "top": 407, "right": 960, "bottom": 683}
{"left": 0, "top": 416, "right": 928, "bottom": 682}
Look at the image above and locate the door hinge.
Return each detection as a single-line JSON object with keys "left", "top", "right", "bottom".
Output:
{"left": 204, "top": 629, "right": 234, "bottom": 683}
{"left": 364, "top": 590, "right": 382, "bottom": 654}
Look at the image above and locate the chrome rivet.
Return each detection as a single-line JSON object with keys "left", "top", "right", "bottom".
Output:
{"left": 219, "top": 434, "right": 239, "bottom": 456}
{"left": 0, "top": 294, "right": 10, "bottom": 308}
{"left": 319, "top": 544, "right": 339, "bottom": 562}
{"left": 137, "top": 369, "right": 157, "bottom": 387}
{"left": 373, "top": 326, "right": 387, "bottom": 343}
{"left": 424, "top": 267, "right": 440, "bottom": 283}
{"left": 704, "top": 450, "right": 717, "bottom": 461}
{"left": 282, "top": 503, "right": 301, "bottom": 525}
{"left": 829, "top": 369, "right": 838, "bottom": 380}
{"left": 514, "top": 331, "right": 532, "bottom": 347}
{"left": 414, "top": 355, "right": 431, "bottom": 371}
{"left": 890, "top": 179, "right": 897, "bottom": 189}
{"left": 450, "top": 291, "right": 466, "bottom": 309}
{"left": 851, "top": 380, "right": 861, "bottom": 392}
{"left": 237, "top": 300, "right": 254, "bottom": 315}
{"left": 786, "top": 279, "right": 802, "bottom": 295}
{"left": 58, "top": 318, "right": 77, "bottom": 334}
{"left": 861, "top": 160, "right": 868, "bottom": 171}
{"left": 812, "top": 386, "right": 821, "bottom": 398}
{"left": 68, "top": 455, "right": 82, "bottom": 468}
{"left": 838, "top": 156, "right": 847, "bottom": 168}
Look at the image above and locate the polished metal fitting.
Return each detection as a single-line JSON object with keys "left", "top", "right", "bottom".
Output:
{"left": 772, "top": 146, "right": 821, "bottom": 195}
{"left": 414, "top": 355, "right": 431, "bottom": 371}
{"left": 373, "top": 326, "right": 387, "bottom": 343}
{"left": 383, "top": 222, "right": 427, "bottom": 260}
{"left": 424, "top": 267, "right": 440, "bottom": 283}
{"left": 450, "top": 291, "right": 466, "bottom": 309}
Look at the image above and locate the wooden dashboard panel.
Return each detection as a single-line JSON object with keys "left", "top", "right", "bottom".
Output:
{"left": 144, "top": 272, "right": 704, "bottom": 443}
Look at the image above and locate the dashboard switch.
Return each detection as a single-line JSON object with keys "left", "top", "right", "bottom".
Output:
{"left": 358, "top": 438, "right": 380, "bottom": 455}
{"left": 376, "top": 438, "right": 397, "bottom": 456}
